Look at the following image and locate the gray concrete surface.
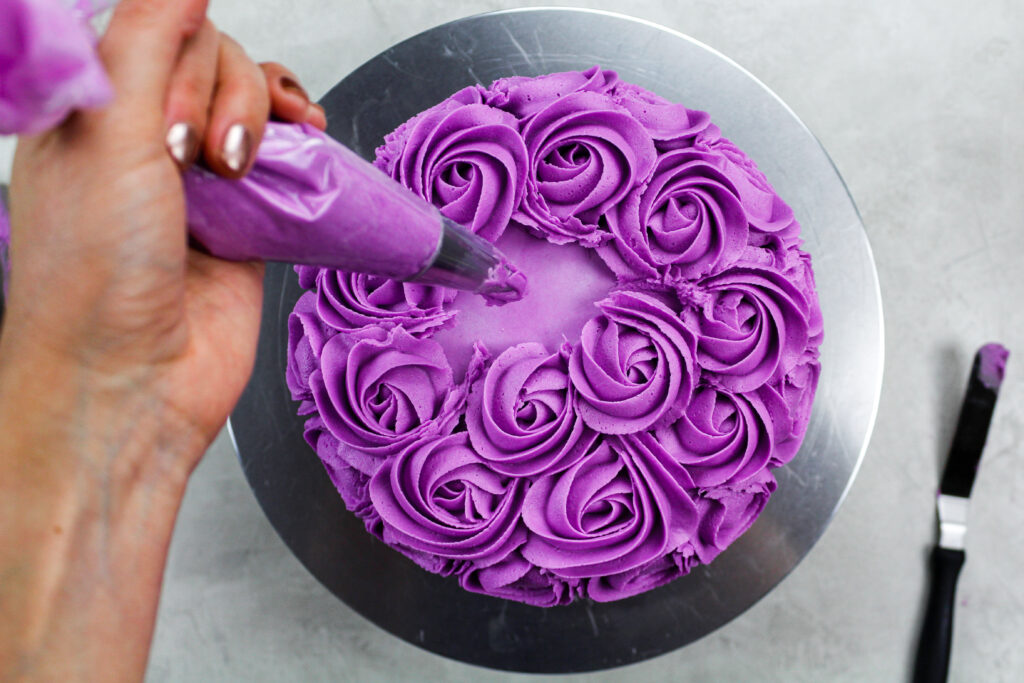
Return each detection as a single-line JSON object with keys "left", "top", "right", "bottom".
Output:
{"left": 154, "top": 1, "right": 1024, "bottom": 681}
{"left": 6, "top": 0, "right": 1023, "bottom": 680}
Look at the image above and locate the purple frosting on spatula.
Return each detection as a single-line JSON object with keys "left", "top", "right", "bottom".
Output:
{"left": 288, "top": 67, "right": 823, "bottom": 605}
{"left": 977, "top": 343, "right": 1009, "bottom": 390}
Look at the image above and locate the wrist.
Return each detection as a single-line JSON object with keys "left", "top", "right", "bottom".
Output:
{"left": 0, "top": 330, "right": 207, "bottom": 496}
{"left": 0, "top": 336, "right": 196, "bottom": 681}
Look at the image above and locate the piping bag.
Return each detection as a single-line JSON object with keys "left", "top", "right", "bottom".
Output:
{"left": 0, "top": 0, "right": 526, "bottom": 305}
{"left": 183, "top": 122, "right": 527, "bottom": 305}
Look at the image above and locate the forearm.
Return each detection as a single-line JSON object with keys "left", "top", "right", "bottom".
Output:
{"left": 0, "top": 343, "right": 199, "bottom": 682}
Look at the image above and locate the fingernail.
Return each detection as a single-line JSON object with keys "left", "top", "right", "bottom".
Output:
{"left": 280, "top": 76, "right": 309, "bottom": 102}
{"left": 307, "top": 102, "right": 326, "bottom": 123}
{"left": 165, "top": 122, "right": 198, "bottom": 167}
{"left": 222, "top": 123, "right": 252, "bottom": 174}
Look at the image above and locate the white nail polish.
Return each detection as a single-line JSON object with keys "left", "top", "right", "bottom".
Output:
{"left": 165, "top": 122, "right": 196, "bottom": 166}
{"left": 222, "top": 123, "right": 251, "bottom": 173}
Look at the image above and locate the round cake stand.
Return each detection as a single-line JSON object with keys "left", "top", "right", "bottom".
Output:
{"left": 229, "top": 7, "right": 884, "bottom": 674}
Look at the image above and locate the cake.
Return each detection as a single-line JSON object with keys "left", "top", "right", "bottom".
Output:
{"left": 286, "top": 66, "right": 823, "bottom": 606}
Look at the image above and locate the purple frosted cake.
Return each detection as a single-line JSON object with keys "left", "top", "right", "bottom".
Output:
{"left": 286, "top": 66, "right": 823, "bottom": 606}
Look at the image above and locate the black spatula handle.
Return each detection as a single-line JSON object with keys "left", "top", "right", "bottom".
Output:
{"left": 913, "top": 546, "right": 965, "bottom": 683}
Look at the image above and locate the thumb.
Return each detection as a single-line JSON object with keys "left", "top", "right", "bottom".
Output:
{"left": 97, "top": 0, "right": 210, "bottom": 131}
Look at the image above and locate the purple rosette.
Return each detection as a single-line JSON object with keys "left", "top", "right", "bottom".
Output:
{"left": 681, "top": 264, "right": 811, "bottom": 392}
{"left": 368, "top": 432, "right": 527, "bottom": 573}
{"left": 587, "top": 549, "right": 697, "bottom": 603}
{"left": 379, "top": 99, "right": 528, "bottom": 242}
{"left": 485, "top": 65, "right": 618, "bottom": 120}
{"left": 312, "top": 268, "right": 456, "bottom": 336}
{"left": 286, "top": 291, "right": 333, "bottom": 409}
{"left": 309, "top": 326, "right": 461, "bottom": 461}
{"left": 655, "top": 384, "right": 790, "bottom": 487}
{"left": 459, "top": 551, "right": 574, "bottom": 607}
{"left": 466, "top": 342, "right": 597, "bottom": 477}
{"left": 514, "top": 91, "right": 657, "bottom": 246}
{"left": 692, "top": 468, "right": 777, "bottom": 564}
{"left": 521, "top": 436, "right": 698, "bottom": 579}
{"left": 374, "top": 85, "right": 486, "bottom": 172}
{"left": 695, "top": 133, "right": 799, "bottom": 245}
{"left": 610, "top": 82, "right": 712, "bottom": 147}
{"left": 569, "top": 290, "right": 698, "bottom": 434}
{"left": 601, "top": 148, "right": 750, "bottom": 282}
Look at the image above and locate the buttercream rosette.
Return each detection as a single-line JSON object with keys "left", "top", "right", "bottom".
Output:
{"left": 309, "top": 327, "right": 463, "bottom": 465}
{"left": 569, "top": 291, "right": 698, "bottom": 435}
{"left": 513, "top": 91, "right": 657, "bottom": 246}
{"left": 610, "top": 81, "right": 712, "bottom": 148}
{"left": 600, "top": 147, "right": 750, "bottom": 283}
{"left": 466, "top": 342, "right": 597, "bottom": 477}
{"left": 375, "top": 90, "right": 529, "bottom": 242}
{"left": 694, "top": 131, "right": 801, "bottom": 248}
{"left": 368, "top": 431, "right": 528, "bottom": 576}
{"left": 288, "top": 67, "right": 823, "bottom": 605}
{"left": 307, "top": 267, "right": 456, "bottom": 336}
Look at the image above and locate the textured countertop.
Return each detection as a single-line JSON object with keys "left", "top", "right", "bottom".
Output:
{"left": 7, "top": 0, "right": 1022, "bottom": 680}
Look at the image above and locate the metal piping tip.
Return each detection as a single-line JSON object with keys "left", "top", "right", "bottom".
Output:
{"left": 408, "top": 216, "right": 527, "bottom": 306}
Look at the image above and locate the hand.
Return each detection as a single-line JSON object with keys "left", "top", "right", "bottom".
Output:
{"left": 0, "top": 1, "right": 326, "bottom": 679}
{"left": 4, "top": 0, "right": 326, "bottom": 474}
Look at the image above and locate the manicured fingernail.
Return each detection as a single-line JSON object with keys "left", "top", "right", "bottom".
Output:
{"left": 307, "top": 102, "right": 326, "bottom": 123}
{"left": 222, "top": 123, "right": 252, "bottom": 174}
{"left": 165, "top": 122, "right": 198, "bottom": 167}
{"left": 280, "top": 76, "right": 309, "bottom": 102}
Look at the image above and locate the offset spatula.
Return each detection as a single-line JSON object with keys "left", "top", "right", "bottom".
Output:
{"left": 913, "top": 343, "right": 1010, "bottom": 683}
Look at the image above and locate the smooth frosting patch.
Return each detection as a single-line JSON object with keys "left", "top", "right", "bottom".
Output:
{"left": 288, "top": 67, "right": 823, "bottom": 605}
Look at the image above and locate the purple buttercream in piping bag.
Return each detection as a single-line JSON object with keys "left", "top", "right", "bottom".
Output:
{"left": 184, "top": 122, "right": 527, "bottom": 303}
{"left": 184, "top": 123, "right": 445, "bottom": 279}
{"left": 0, "top": 0, "right": 526, "bottom": 305}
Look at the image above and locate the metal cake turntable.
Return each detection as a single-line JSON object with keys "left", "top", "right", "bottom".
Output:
{"left": 229, "top": 8, "right": 883, "bottom": 673}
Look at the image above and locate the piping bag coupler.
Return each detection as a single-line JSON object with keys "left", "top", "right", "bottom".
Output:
{"left": 183, "top": 122, "right": 526, "bottom": 304}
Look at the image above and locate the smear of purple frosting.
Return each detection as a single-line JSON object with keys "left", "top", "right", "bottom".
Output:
{"left": 477, "top": 256, "right": 528, "bottom": 307}
{"left": 288, "top": 67, "right": 823, "bottom": 605}
{"left": 978, "top": 343, "right": 1009, "bottom": 390}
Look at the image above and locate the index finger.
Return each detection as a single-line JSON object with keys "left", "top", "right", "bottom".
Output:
{"left": 97, "top": 0, "right": 210, "bottom": 130}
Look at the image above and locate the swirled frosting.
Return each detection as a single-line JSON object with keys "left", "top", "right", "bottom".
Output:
{"left": 375, "top": 89, "right": 529, "bottom": 243}
{"left": 301, "top": 266, "right": 456, "bottom": 336}
{"left": 601, "top": 148, "right": 749, "bottom": 282}
{"left": 288, "top": 68, "right": 823, "bottom": 605}
{"left": 569, "top": 291, "right": 697, "bottom": 434}
{"left": 515, "top": 91, "right": 657, "bottom": 246}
